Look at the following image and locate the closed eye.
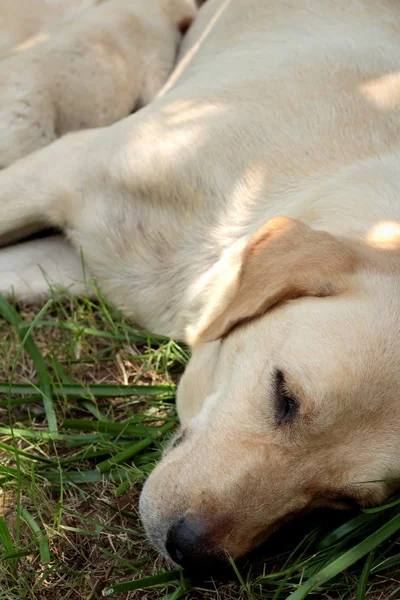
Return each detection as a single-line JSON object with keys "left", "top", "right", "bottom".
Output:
{"left": 171, "top": 429, "right": 187, "bottom": 449}
{"left": 317, "top": 488, "right": 361, "bottom": 510}
{"left": 275, "top": 370, "right": 299, "bottom": 425}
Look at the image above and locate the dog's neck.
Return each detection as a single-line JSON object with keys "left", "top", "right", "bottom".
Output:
{"left": 181, "top": 151, "right": 400, "bottom": 336}
{"left": 111, "top": 146, "right": 400, "bottom": 341}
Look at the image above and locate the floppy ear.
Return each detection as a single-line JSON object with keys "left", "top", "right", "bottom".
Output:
{"left": 188, "top": 217, "right": 357, "bottom": 345}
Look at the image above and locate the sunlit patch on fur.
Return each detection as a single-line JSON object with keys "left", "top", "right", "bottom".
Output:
{"left": 360, "top": 73, "right": 400, "bottom": 110}
{"left": 367, "top": 221, "right": 400, "bottom": 249}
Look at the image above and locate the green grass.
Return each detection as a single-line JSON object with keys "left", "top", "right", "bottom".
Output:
{"left": 0, "top": 289, "right": 399, "bottom": 599}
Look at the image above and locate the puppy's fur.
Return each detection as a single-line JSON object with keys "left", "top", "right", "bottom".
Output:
{"left": 1, "top": 0, "right": 400, "bottom": 562}
{"left": 0, "top": 0, "right": 197, "bottom": 168}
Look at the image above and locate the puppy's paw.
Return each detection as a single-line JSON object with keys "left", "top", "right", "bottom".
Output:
{"left": 0, "top": 235, "right": 93, "bottom": 303}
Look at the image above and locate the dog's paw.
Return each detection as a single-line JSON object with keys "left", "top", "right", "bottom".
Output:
{"left": 0, "top": 235, "right": 94, "bottom": 303}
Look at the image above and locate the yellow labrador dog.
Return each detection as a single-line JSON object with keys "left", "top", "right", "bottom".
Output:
{"left": 1, "top": 0, "right": 400, "bottom": 571}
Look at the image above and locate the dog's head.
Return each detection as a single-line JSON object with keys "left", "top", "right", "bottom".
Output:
{"left": 140, "top": 217, "right": 400, "bottom": 571}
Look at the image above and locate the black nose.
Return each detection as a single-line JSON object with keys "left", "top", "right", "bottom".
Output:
{"left": 165, "top": 517, "right": 226, "bottom": 573}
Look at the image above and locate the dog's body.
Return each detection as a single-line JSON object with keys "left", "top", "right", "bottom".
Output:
{"left": 1, "top": 0, "right": 400, "bottom": 568}
{"left": 0, "top": 0, "right": 101, "bottom": 57}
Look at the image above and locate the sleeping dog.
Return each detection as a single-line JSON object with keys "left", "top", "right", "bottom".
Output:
{"left": 0, "top": 0, "right": 400, "bottom": 570}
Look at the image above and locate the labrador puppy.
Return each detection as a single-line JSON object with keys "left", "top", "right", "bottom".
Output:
{"left": 0, "top": 0, "right": 399, "bottom": 571}
{"left": 0, "top": 0, "right": 197, "bottom": 168}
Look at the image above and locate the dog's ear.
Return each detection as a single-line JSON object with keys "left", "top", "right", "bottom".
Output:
{"left": 188, "top": 217, "right": 357, "bottom": 345}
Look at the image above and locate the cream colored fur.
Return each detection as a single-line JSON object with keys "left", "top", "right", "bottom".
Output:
{"left": 0, "top": 0, "right": 100, "bottom": 57}
{"left": 1, "top": 0, "right": 400, "bottom": 562}
{"left": 0, "top": 0, "right": 196, "bottom": 167}
{"left": 0, "top": 234, "right": 93, "bottom": 300}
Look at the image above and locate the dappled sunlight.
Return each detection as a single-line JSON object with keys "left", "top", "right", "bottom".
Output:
{"left": 14, "top": 31, "right": 49, "bottom": 52}
{"left": 206, "top": 160, "right": 270, "bottom": 247}
{"left": 115, "top": 109, "right": 207, "bottom": 182}
{"left": 367, "top": 220, "right": 400, "bottom": 249}
{"left": 230, "top": 163, "right": 267, "bottom": 209}
{"left": 0, "top": 30, "right": 50, "bottom": 59}
{"left": 118, "top": 94, "right": 231, "bottom": 178}
{"left": 359, "top": 73, "right": 400, "bottom": 110}
{"left": 155, "top": 121, "right": 202, "bottom": 157}
{"left": 163, "top": 98, "right": 225, "bottom": 125}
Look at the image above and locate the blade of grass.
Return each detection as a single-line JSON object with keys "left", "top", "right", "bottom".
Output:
{"left": 0, "top": 426, "right": 106, "bottom": 442}
{"left": 0, "top": 517, "right": 17, "bottom": 574}
{"left": 32, "top": 562, "right": 64, "bottom": 593}
{"left": 98, "top": 547, "right": 142, "bottom": 574}
{"left": 63, "top": 418, "right": 171, "bottom": 438}
{"left": 0, "top": 382, "right": 175, "bottom": 398}
{"left": 102, "top": 571, "right": 181, "bottom": 597}
{"left": 115, "top": 479, "right": 132, "bottom": 497}
{"left": 34, "top": 320, "right": 162, "bottom": 343}
{"left": 362, "top": 496, "right": 400, "bottom": 513}
{"left": 0, "top": 588, "right": 17, "bottom": 597}
{"left": 60, "top": 510, "right": 143, "bottom": 538}
{"left": 20, "top": 508, "right": 50, "bottom": 565}
{"left": 371, "top": 551, "right": 400, "bottom": 573}
{"left": 0, "top": 295, "right": 56, "bottom": 431}
{"left": 48, "top": 353, "right": 72, "bottom": 385}
{"left": 166, "top": 587, "right": 189, "bottom": 600}
{"left": 286, "top": 512, "right": 400, "bottom": 600}
{"left": 37, "top": 467, "right": 134, "bottom": 485}
{"left": 81, "top": 400, "right": 108, "bottom": 421}
{"left": 316, "top": 512, "right": 378, "bottom": 550}
{"left": 97, "top": 421, "right": 176, "bottom": 472}
{"left": 1, "top": 546, "right": 37, "bottom": 561}
{"left": 0, "top": 440, "right": 54, "bottom": 464}
{"left": 357, "top": 549, "right": 375, "bottom": 600}
{"left": 0, "top": 396, "right": 43, "bottom": 408}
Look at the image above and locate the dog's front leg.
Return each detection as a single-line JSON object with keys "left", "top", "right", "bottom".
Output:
{"left": 0, "top": 100, "right": 203, "bottom": 338}
{"left": 0, "top": 126, "right": 106, "bottom": 301}
{"left": 0, "top": 128, "right": 99, "bottom": 245}
{"left": 0, "top": 113, "right": 192, "bottom": 338}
